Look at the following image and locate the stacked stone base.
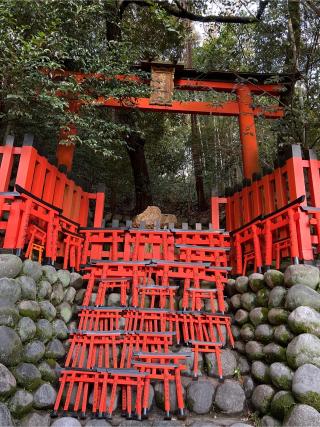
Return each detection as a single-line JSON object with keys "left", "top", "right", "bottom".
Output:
{"left": 227, "top": 264, "right": 320, "bottom": 426}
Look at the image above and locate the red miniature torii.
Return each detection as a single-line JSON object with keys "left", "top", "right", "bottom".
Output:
{"left": 54, "top": 62, "right": 291, "bottom": 180}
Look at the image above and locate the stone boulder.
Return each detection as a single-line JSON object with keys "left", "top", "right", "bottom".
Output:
{"left": 0, "top": 254, "right": 22, "bottom": 278}
{"left": 261, "top": 415, "right": 281, "bottom": 426}
{"left": 240, "top": 323, "right": 255, "bottom": 342}
{"left": 70, "top": 272, "right": 83, "bottom": 290}
{"left": 251, "top": 361, "right": 270, "bottom": 383}
{"left": 37, "top": 280, "right": 52, "bottom": 300}
{"left": 249, "top": 307, "right": 268, "bottom": 326}
{"left": 214, "top": 380, "right": 245, "bottom": 414}
{"left": 267, "top": 308, "right": 289, "bottom": 325}
{"left": 18, "top": 300, "right": 40, "bottom": 320}
{"left": 14, "top": 362, "right": 41, "bottom": 391}
{"left": 36, "top": 319, "right": 53, "bottom": 342}
{"left": 245, "top": 341, "right": 264, "bottom": 360}
{"left": 252, "top": 384, "right": 275, "bottom": 414}
{"left": 42, "top": 265, "right": 58, "bottom": 284}
{"left": 270, "top": 390, "right": 295, "bottom": 420}
{"left": 205, "top": 349, "right": 237, "bottom": 378}
{"left": 284, "top": 404, "right": 320, "bottom": 426}
{"left": 133, "top": 206, "right": 162, "bottom": 228}
{"left": 51, "top": 418, "right": 82, "bottom": 427}
{"left": 17, "top": 276, "right": 37, "bottom": 300}
{"left": 234, "top": 309, "right": 249, "bottom": 325}
{"left": 154, "top": 381, "right": 185, "bottom": 413}
{"left": 269, "top": 362, "right": 293, "bottom": 390}
{"left": 22, "top": 260, "right": 42, "bottom": 282}
{"left": 0, "top": 301, "right": 20, "bottom": 327}
{"left": 0, "top": 363, "right": 16, "bottom": 397}
{"left": 39, "top": 300, "right": 56, "bottom": 321}
{"left": 0, "top": 326, "right": 23, "bottom": 366}
{"left": 17, "top": 317, "right": 36, "bottom": 343}
{"left": 264, "top": 270, "right": 284, "bottom": 288}
{"left": 235, "top": 276, "right": 249, "bottom": 294}
{"left": 20, "top": 411, "right": 51, "bottom": 427}
{"left": 263, "top": 343, "right": 286, "bottom": 364}
{"left": 292, "top": 363, "right": 320, "bottom": 411}
{"left": 8, "top": 389, "right": 33, "bottom": 417}
{"left": 286, "top": 284, "right": 320, "bottom": 311}
{"left": 0, "top": 277, "right": 21, "bottom": 303}
{"left": 287, "top": 333, "right": 320, "bottom": 369}
{"left": 273, "top": 324, "right": 294, "bottom": 346}
{"left": 186, "top": 379, "right": 215, "bottom": 414}
{"left": 57, "top": 269, "right": 71, "bottom": 288}
{"left": 0, "top": 402, "right": 14, "bottom": 426}
{"left": 288, "top": 306, "right": 320, "bottom": 336}
{"left": 268, "top": 286, "right": 286, "bottom": 308}
{"left": 33, "top": 383, "right": 57, "bottom": 408}
{"left": 248, "top": 273, "right": 265, "bottom": 292}
{"left": 256, "top": 288, "right": 270, "bottom": 307}
{"left": 255, "top": 324, "right": 274, "bottom": 343}
{"left": 284, "top": 264, "right": 320, "bottom": 289}
{"left": 161, "top": 214, "right": 177, "bottom": 227}
{"left": 240, "top": 292, "right": 256, "bottom": 311}
{"left": 23, "top": 340, "right": 45, "bottom": 363}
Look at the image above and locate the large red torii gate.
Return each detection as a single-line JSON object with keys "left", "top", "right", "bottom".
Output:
{"left": 54, "top": 62, "right": 291, "bottom": 180}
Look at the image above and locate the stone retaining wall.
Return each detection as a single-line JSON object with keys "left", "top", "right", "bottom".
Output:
{"left": 0, "top": 254, "right": 84, "bottom": 426}
{"left": 227, "top": 264, "right": 320, "bottom": 426}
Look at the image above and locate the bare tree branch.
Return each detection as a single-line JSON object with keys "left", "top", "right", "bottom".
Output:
{"left": 120, "top": 0, "right": 270, "bottom": 24}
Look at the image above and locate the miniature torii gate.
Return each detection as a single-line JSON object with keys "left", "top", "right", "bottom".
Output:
{"left": 55, "top": 62, "right": 290, "bottom": 180}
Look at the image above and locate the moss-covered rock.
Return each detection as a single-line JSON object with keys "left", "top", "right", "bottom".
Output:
{"left": 284, "top": 264, "right": 320, "bottom": 289}
{"left": 8, "top": 389, "right": 33, "bottom": 417}
{"left": 264, "top": 343, "right": 286, "bottom": 364}
{"left": 251, "top": 361, "right": 270, "bottom": 383}
{"left": 268, "top": 286, "right": 287, "bottom": 308}
{"left": 252, "top": 384, "right": 275, "bottom": 414}
{"left": 292, "top": 363, "right": 320, "bottom": 411}
{"left": 249, "top": 307, "right": 269, "bottom": 326}
{"left": 287, "top": 333, "right": 320, "bottom": 369}
{"left": 14, "top": 363, "right": 41, "bottom": 391}
{"left": 270, "top": 390, "right": 295, "bottom": 420}
{"left": 264, "top": 270, "right": 284, "bottom": 289}
{"left": 0, "top": 326, "right": 23, "bottom": 366}
{"left": 241, "top": 292, "right": 257, "bottom": 311}
{"left": 240, "top": 323, "right": 255, "bottom": 342}
{"left": 18, "top": 300, "right": 40, "bottom": 320}
{"left": 22, "top": 260, "right": 42, "bottom": 282}
{"left": 256, "top": 288, "right": 270, "bottom": 307}
{"left": 285, "top": 284, "right": 320, "bottom": 311}
{"left": 255, "top": 323, "right": 274, "bottom": 343}
{"left": 268, "top": 308, "right": 289, "bottom": 325}
{"left": 230, "top": 294, "right": 242, "bottom": 310}
{"left": 36, "top": 319, "right": 53, "bottom": 343}
{"left": 0, "top": 278, "right": 21, "bottom": 303}
{"left": 270, "top": 362, "right": 293, "bottom": 390}
{"left": 235, "top": 309, "right": 249, "bottom": 325}
{"left": 245, "top": 340, "right": 264, "bottom": 361}
{"left": 0, "top": 301, "right": 20, "bottom": 328}
{"left": 288, "top": 306, "right": 320, "bottom": 336}
{"left": 248, "top": 273, "right": 265, "bottom": 292}
{"left": 274, "top": 324, "right": 294, "bottom": 346}
{"left": 235, "top": 276, "right": 249, "bottom": 294}
{"left": 0, "top": 254, "right": 22, "bottom": 279}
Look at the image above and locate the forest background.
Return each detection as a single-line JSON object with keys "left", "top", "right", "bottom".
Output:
{"left": 0, "top": 0, "right": 319, "bottom": 223}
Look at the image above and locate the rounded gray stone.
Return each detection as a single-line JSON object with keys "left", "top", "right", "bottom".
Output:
{"left": 8, "top": 388, "right": 33, "bottom": 417}
{"left": 18, "top": 300, "right": 40, "bottom": 320}
{"left": 263, "top": 343, "right": 286, "bottom": 363}
{"left": 75, "top": 288, "right": 86, "bottom": 305}
{"left": 0, "top": 254, "right": 22, "bottom": 278}
{"left": 37, "top": 280, "right": 52, "bottom": 299}
{"left": 17, "top": 276, "right": 37, "bottom": 300}
{"left": 22, "top": 260, "right": 42, "bottom": 282}
{"left": 230, "top": 294, "right": 242, "bottom": 310}
{"left": 284, "top": 403, "right": 320, "bottom": 426}
{"left": 23, "top": 340, "right": 45, "bottom": 363}
{"left": 231, "top": 325, "right": 241, "bottom": 341}
{"left": 0, "top": 325, "right": 23, "bottom": 366}
{"left": 154, "top": 381, "right": 185, "bottom": 413}
{"left": 0, "top": 277, "right": 21, "bottom": 303}
{"left": 287, "top": 333, "right": 320, "bottom": 369}
{"left": 243, "top": 375, "right": 254, "bottom": 398}
{"left": 284, "top": 264, "right": 320, "bottom": 289}
{"left": 14, "top": 362, "right": 41, "bottom": 391}
{"left": 186, "top": 379, "right": 215, "bottom": 414}
{"left": 249, "top": 307, "right": 269, "bottom": 326}
{"left": 261, "top": 415, "right": 281, "bottom": 426}
{"left": 176, "top": 346, "right": 203, "bottom": 377}
{"left": 205, "top": 349, "right": 237, "bottom": 378}
{"left": 50, "top": 282, "right": 64, "bottom": 305}
{"left": 36, "top": 319, "right": 53, "bottom": 342}
{"left": 270, "top": 390, "right": 295, "bottom": 421}
{"left": 288, "top": 306, "right": 320, "bottom": 336}
{"left": 234, "top": 309, "right": 249, "bottom": 325}
{"left": 264, "top": 269, "right": 284, "bottom": 288}
{"left": 52, "top": 319, "right": 69, "bottom": 339}
{"left": 234, "top": 340, "right": 246, "bottom": 354}
{"left": 85, "top": 420, "right": 112, "bottom": 427}
{"left": 245, "top": 340, "right": 264, "bottom": 360}
{"left": 240, "top": 323, "right": 255, "bottom": 342}
{"left": 241, "top": 292, "right": 256, "bottom": 310}
{"left": 255, "top": 323, "right": 274, "bottom": 343}
{"left": 235, "top": 276, "right": 249, "bottom": 294}
{"left": 64, "top": 286, "right": 76, "bottom": 304}
{"left": 248, "top": 273, "right": 265, "bottom": 292}
{"left": 252, "top": 384, "right": 275, "bottom": 414}
{"left": 17, "top": 317, "right": 36, "bottom": 343}
{"left": 107, "top": 293, "right": 121, "bottom": 306}
{"left": 57, "top": 269, "right": 71, "bottom": 288}
{"left": 42, "top": 265, "right": 58, "bottom": 284}
{"left": 225, "top": 278, "right": 236, "bottom": 297}
{"left": 285, "top": 284, "right": 320, "bottom": 311}
{"left": 214, "top": 380, "right": 245, "bottom": 414}
{"left": 33, "top": 382, "right": 57, "bottom": 408}
{"left": 292, "top": 363, "right": 320, "bottom": 410}
{"left": 70, "top": 272, "right": 83, "bottom": 290}
{"left": 0, "top": 300, "right": 20, "bottom": 327}
{"left": 51, "top": 417, "right": 82, "bottom": 427}
{"left": 20, "top": 411, "right": 51, "bottom": 427}
{"left": 251, "top": 361, "right": 270, "bottom": 383}
{"left": 256, "top": 287, "right": 270, "bottom": 307}
{"left": 238, "top": 355, "right": 250, "bottom": 374}
{"left": 0, "top": 363, "right": 16, "bottom": 397}
{"left": 268, "top": 308, "right": 289, "bottom": 325}
{"left": 273, "top": 324, "right": 294, "bottom": 346}
{"left": 38, "top": 360, "right": 57, "bottom": 382}
{"left": 39, "top": 300, "right": 56, "bottom": 321}
{"left": 45, "top": 338, "right": 66, "bottom": 359}
{"left": 57, "top": 301, "right": 73, "bottom": 323}
{"left": 268, "top": 286, "right": 287, "bottom": 308}
{"left": 270, "top": 362, "right": 293, "bottom": 390}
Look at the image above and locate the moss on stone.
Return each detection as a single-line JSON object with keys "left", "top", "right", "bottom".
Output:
{"left": 270, "top": 391, "right": 295, "bottom": 420}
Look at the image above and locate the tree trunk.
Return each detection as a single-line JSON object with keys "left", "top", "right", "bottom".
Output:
{"left": 126, "top": 131, "right": 153, "bottom": 213}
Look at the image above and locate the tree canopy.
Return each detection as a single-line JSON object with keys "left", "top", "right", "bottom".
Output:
{"left": 1, "top": 0, "right": 320, "bottom": 222}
